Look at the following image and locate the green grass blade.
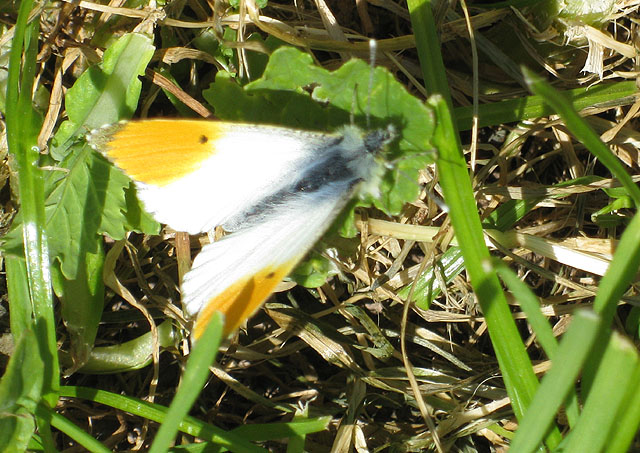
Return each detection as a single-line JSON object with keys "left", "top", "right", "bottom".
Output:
{"left": 561, "top": 332, "right": 639, "bottom": 452}
{"left": 454, "top": 81, "right": 638, "bottom": 130}
{"left": 493, "top": 261, "right": 557, "bottom": 357}
{"left": 509, "top": 310, "right": 602, "bottom": 452}
{"left": 148, "top": 313, "right": 224, "bottom": 453}
{"left": 408, "top": 0, "right": 544, "bottom": 425}
{"left": 5, "top": 0, "right": 58, "bottom": 407}
{"left": 591, "top": 210, "right": 640, "bottom": 323}
{"left": 429, "top": 92, "right": 542, "bottom": 421}
{"left": 5, "top": 256, "right": 32, "bottom": 335}
{"left": 523, "top": 68, "right": 640, "bottom": 206}
{"left": 48, "top": 409, "right": 111, "bottom": 453}
{"left": 231, "top": 417, "right": 332, "bottom": 442}
{"left": 494, "top": 260, "right": 581, "bottom": 426}
{"left": 60, "top": 384, "right": 266, "bottom": 452}
{"left": 406, "top": 0, "right": 450, "bottom": 97}
{"left": 606, "top": 361, "right": 640, "bottom": 453}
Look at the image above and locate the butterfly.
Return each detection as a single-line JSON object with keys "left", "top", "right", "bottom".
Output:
{"left": 89, "top": 119, "right": 396, "bottom": 338}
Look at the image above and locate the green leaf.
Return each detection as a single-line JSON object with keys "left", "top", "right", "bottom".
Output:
{"left": 204, "top": 46, "right": 434, "bottom": 213}
{"left": 288, "top": 251, "right": 339, "bottom": 288}
{"left": 5, "top": 0, "right": 59, "bottom": 414}
{"left": 0, "top": 330, "right": 42, "bottom": 452}
{"left": 71, "top": 320, "right": 177, "bottom": 374}
{"left": 52, "top": 33, "right": 155, "bottom": 158}
{"left": 53, "top": 245, "right": 104, "bottom": 372}
{"left": 3, "top": 145, "right": 159, "bottom": 369}
{"left": 4, "top": 146, "right": 159, "bottom": 277}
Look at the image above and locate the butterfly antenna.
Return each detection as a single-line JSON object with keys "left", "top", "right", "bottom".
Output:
{"left": 366, "top": 39, "right": 377, "bottom": 129}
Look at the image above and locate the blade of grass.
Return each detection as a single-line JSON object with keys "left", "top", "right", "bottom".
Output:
{"left": 0, "top": 329, "right": 40, "bottom": 451}
{"left": 582, "top": 209, "right": 640, "bottom": 411}
{"left": 493, "top": 260, "right": 580, "bottom": 427}
{"left": 560, "top": 332, "right": 639, "bottom": 453}
{"left": 231, "top": 417, "right": 332, "bottom": 442}
{"left": 408, "top": 4, "right": 555, "bottom": 446}
{"left": 407, "top": 0, "right": 450, "bottom": 98}
{"left": 523, "top": 68, "right": 640, "bottom": 206}
{"left": 60, "top": 383, "right": 266, "bottom": 452}
{"left": 4, "top": 256, "right": 32, "bottom": 336}
{"left": 454, "top": 80, "right": 638, "bottom": 130}
{"left": 5, "top": 0, "right": 58, "bottom": 407}
{"left": 508, "top": 310, "right": 602, "bottom": 452}
{"left": 47, "top": 408, "right": 111, "bottom": 453}
{"left": 148, "top": 312, "right": 224, "bottom": 452}
{"left": 591, "top": 206, "right": 640, "bottom": 324}
{"left": 285, "top": 404, "right": 310, "bottom": 453}
{"left": 428, "top": 92, "right": 544, "bottom": 422}
{"left": 525, "top": 76, "right": 640, "bottom": 448}
{"left": 606, "top": 361, "right": 640, "bottom": 453}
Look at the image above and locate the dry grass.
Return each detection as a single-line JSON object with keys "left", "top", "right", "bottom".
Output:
{"left": 2, "top": 0, "right": 640, "bottom": 451}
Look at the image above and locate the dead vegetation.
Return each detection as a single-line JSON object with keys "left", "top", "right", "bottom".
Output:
{"left": 1, "top": 0, "right": 640, "bottom": 451}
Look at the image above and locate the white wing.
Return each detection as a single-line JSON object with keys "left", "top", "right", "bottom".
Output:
{"left": 90, "top": 119, "right": 335, "bottom": 234}
{"left": 182, "top": 185, "right": 351, "bottom": 338}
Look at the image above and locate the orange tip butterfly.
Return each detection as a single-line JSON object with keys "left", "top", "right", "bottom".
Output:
{"left": 88, "top": 119, "right": 396, "bottom": 339}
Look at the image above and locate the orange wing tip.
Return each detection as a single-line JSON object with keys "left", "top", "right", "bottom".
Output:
{"left": 191, "top": 262, "right": 296, "bottom": 340}
{"left": 88, "top": 119, "right": 229, "bottom": 186}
